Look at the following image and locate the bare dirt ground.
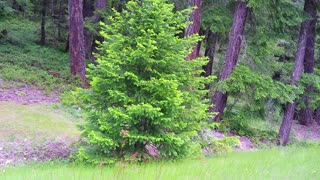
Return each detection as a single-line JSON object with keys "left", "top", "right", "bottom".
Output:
{"left": 0, "top": 82, "right": 72, "bottom": 167}
{"left": 0, "top": 78, "right": 60, "bottom": 104}
{"left": 1, "top": 83, "right": 320, "bottom": 145}
{"left": 200, "top": 129, "right": 257, "bottom": 151}
{"left": 0, "top": 85, "right": 59, "bottom": 105}
{"left": 292, "top": 120, "right": 320, "bottom": 141}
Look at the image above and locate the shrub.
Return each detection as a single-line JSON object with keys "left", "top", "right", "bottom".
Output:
{"left": 76, "top": 0, "right": 213, "bottom": 164}
{"left": 202, "top": 136, "right": 240, "bottom": 155}
{"left": 218, "top": 112, "right": 278, "bottom": 142}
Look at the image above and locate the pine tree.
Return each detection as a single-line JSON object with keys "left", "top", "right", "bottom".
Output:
{"left": 76, "top": 0, "right": 211, "bottom": 164}
{"left": 209, "top": 0, "right": 248, "bottom": 122}
{"left": 185, "top": 0, "right": 202, "bottom": 60}
{"left": 278, "top": 0, "right": 314, "bottom": 145}
{"left": 69, "top": 0, "right": 87, "bottom": 84}
{"left": 298, "top": 0, "right": 317, "bottom": 126}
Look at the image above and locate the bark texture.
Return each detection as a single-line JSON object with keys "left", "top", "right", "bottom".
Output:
{"left": 69, "top": 0, "right": 87, "bottom": 84}
{"left": 203, "top": 30, "right": 217, "bottom": 78}
{"left": 94, "top": 0, "right": 107, "bottom": 22}
{"left": 83, "top": 0, "right": 95, "bottom": 61}
{"left": 209, "top": 1, "right": 247, "bottom": 121}
{"left": 299, "top": 0, "right": 317, "bottom": 126}
{"left": 279, "top": 21, "right": 308, "bottom": 145}
{"left": 83, "top": 0, "right": 94, "bottom": 17}
{"left": 51, "top": 0, "right": 57, "bottom": 47}
{"left": 12, "top": 0, "right": 19, "bottom": 10}
{"left": 185, "top": 0, "right": 202, "bottom": 60}
{"left": 202, "top": 29, "right": 218, "bottom": 91}
{"left": 316, "top": 106, "right": 320, "bottom": 125}
{"left": 40, "top": 0, "right": 47, "bottom": 46}
{"left": 84, "top": 0, "right": 106, "bottom": 63}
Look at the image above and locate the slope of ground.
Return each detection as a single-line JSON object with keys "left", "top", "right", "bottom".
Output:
{"left": 0, "top": 101, "right": 82, "bottom": 167}
{"left": 293, "top": 121, "right": 320, "bottom": 141}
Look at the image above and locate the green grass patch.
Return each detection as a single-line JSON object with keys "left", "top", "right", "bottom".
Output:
{"left": 0, "top": 17, "right": 80, "bottom": 92}
{"left": 1, "top": 146, "right": 319, "bottom": 179}
{"left": 0, "top": 102, "right": 82, "bottom": 140}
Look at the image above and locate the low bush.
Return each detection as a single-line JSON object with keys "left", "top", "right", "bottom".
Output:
{"left": 218, "top": 113, "right": 278, "bottom": 142}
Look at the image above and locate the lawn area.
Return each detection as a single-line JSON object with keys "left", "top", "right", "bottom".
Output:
{"left": 1, "top": 146, "right": 319, "bottom": 179}
{"left": 0, "top": 102, "right": 81, "bottom": 141}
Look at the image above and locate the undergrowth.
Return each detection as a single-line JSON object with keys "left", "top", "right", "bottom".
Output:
{"left": 218, "top": 112, "right": 279, "bottom": 144}
{"left": 0, "top": 17, "right": 81, "bottom": 93}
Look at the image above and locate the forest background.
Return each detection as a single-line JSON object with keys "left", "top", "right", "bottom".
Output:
{"left": 0, "top": 0, "right": 320, "bottom": 174}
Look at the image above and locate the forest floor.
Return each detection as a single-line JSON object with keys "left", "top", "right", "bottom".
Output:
{"left": 0, "top": 79, "right": 82, "bottom": 167}
{"left": 1, "top": 80, "right": 320, "bottom": 167}
{"left": 293, "top": 121, "right": 320, "bottom": 141}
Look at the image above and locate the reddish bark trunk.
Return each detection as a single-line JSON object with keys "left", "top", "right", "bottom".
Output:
{"left": 83, "top": 0, "right": 94, "bottom": 17}
{"left": 202, "top": 30, "right": 217, "bottom": 90}
{"left": 279, "top": 102, "right": 297, "bottom": 145}
{"left": 278, "top": 21, "right": 308, "bottom": 145}
{"left": 69, "top": 0, "right": 87, "bottom": 84}
{"left": 84, "top": 0, "right": 106, "bottom": 63}
{"left": 316, "top": 106, "right": 320, "bottom": 125}
{"left": 203, "top": 30, "right": 217, "bottom": 77}
{"left": 40, "top": 0, "right": 47, "bottom": 46}
{"left": 95, "top": 0, "right": 107, "bottom": 22}
{"left": 209, "top": 1, "right": 248, "bottom": 122}
{"left": 12, "top": 0, "right": 19, "bottom": 11}
{"left": 299, "top": 0, "right": 317, "bottom": 126}
{"left": 51, "top": 0, "right": 57, "bottom": 47}
{"left": 83, "top": 0, "right": 95, "bottom": 61}
{"left": 96, "top": 0, "right": 107, "bottom": 10}
{"left": 185, "top": 0, "right": 202, "bottom": 60}
{"left": 58, "top": 0, "right": 63, "bottom": 40}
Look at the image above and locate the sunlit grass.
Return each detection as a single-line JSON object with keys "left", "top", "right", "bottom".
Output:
{"left": 0, "top": 102, "right": 81, "bottom": 141}
{"left": 1, "top": 146, "right": 319, "bottom": 179}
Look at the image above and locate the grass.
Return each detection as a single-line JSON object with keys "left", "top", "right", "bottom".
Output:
{"left": 0, "top": 146, "right": 319, "bottom": 179}
{"left": 0, "top": 17, "right": 81, "bottom": 92}
{"left": 0, "top": 102, "right": 81, "bottom": 141}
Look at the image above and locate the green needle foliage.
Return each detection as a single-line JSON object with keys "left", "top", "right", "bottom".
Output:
{"left": 76, "top": 0, "right": 213, "bottom": 164}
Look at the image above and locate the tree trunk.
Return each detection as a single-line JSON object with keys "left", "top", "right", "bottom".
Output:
{"left": 58, "top": 0, "right": 63, "bottom": 40}
{"left": 316, "top": 106, "right": 320, "bottom": 125}
{"left": 209, "top": 1, "right": 248, "bottom": 122}
{"left": 202, "top": 29, "right": 217, "bottom": 86}
{"left": 89, "top": 0, "right": 107, "bottom": 63}
{"left": 83, "top": 0, "right": 94, "bottom": 17}
{"left": 298, "top": 0, "right": 317, "bottom": 126}
{"left": 40, "top": 0, "right": 47, "bottom": 46}
{"left": 185, "top": 0, "right": 202, "bottom": 60}
{"left": 51, "top": 0, "right": 57, "bottom": 47}
{"left": 94, "top": 0, "right": 107, "bottom": 22}
{"left": 278, "top": 21, "right": 308, "bottom": 145}
{"left": 12, "top": 0, "right": 20, "bottom": 14}
{"left": 83, "top": 0, "right": 95, "bottom": 61}
{"left": 69, "top": 0, "right": 87, "bottom": 84}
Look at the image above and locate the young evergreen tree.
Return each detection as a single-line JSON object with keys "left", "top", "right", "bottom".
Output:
{"left": 76, "top": 0, "right": 211, "bottom": 164}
